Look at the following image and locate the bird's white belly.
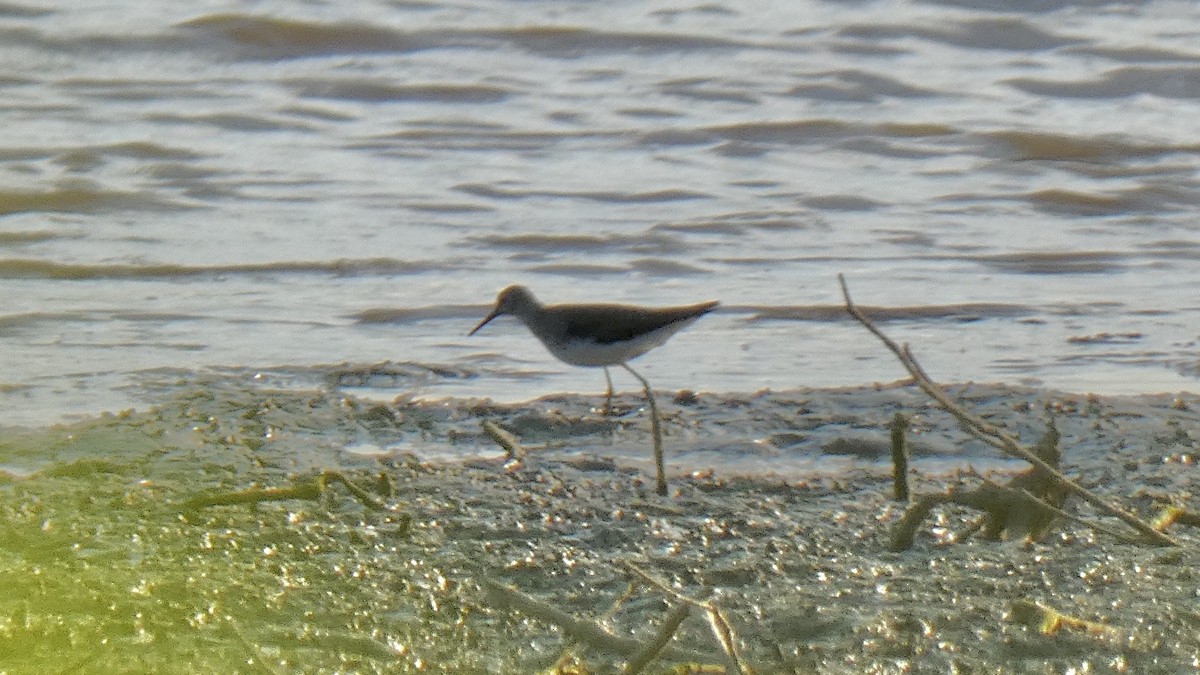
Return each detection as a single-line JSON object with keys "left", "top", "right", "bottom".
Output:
{"left": 543, "top": 327, "right": 677, "bottom": 367}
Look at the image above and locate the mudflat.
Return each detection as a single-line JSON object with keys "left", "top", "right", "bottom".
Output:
{"left": 1, "top": 372, "right": 1197, "bottom": 672}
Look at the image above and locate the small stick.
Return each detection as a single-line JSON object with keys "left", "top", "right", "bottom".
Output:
{"left": 705, "top": 605, "right": 753, "bottom": 675}
{"left": 621, "top": 561, "right": 752, "bottom": 674}
{"left": 482, "top": 420, "right": 526, "bottom": 471}
{"left": 1010, "top": 600, "right": 1121, "bottom": 640}
{"left": 622, "top": 363, "right": 667, "bottom": 496}
{"left": 182, "top": 471, "right": 386, "bottom": 512}
{"left": 1152, "top": 505, "right": 1200, "bottom": 531}
{"left": 551, "top": 581, "right": 636, "bottom": 672}
{"left": 623, "top": 603, "right": 692, "bottom": 675}
{"left": 889, "top": 412, "right": 910, "bottom": 502}
{"left": 320, "top": 471, "right": 387, "bottom": 511}
{"left": 478, "top": 577, "right": 709, "bottom": 663}
{"left": 838, "top": 274, "right": 1176, "bottom": 547}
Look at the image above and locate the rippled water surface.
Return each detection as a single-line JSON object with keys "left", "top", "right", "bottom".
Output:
{"left": 4, "top": 0, "right": 1200, "bottom": 426}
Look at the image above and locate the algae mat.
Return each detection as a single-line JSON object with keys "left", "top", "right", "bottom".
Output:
{"left": 1, "top": 371, "right": 1198, "bottom": 672}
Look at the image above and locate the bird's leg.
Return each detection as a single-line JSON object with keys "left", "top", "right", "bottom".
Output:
{"left": 602, "top": 366, "right": 615, "bottom": 415}
{"left": 621, "top": 363, "right": 666, "bottom": 496}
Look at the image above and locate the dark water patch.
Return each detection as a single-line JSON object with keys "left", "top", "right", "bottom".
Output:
{"left": 0, "top": 311, "right": 89, "bottom": 333}
{"left": 1024, "top": 186, "right": 1195, "bottom": 216}
{"left": 1053, "top": 160, "right": 1197, "bottom": 181}
{"left": 702, "top": 119, "right": 957, "bottom": 146}
{"left": 837, "top": 138, "right": 950, "bottom": 159}
{"left": 974, "top": 251, "right": 1128, "bottom": 275}
{"left": 377, "top": 128, "right": 609, "bottom": 152}
{"left": 48, "top": 149, "right": 102, "bottom": 172}
{"left": 145, "top": 111, "right": 318, "bottom": 133}
{"left": 618, "top": 107, "right": 685, "bottom": 119}
{"left": 0, "top": 2, "right": 52, "bottom": 17}
{"left": 179, "top": 15, "right": 760, "bottom": 59}
{"left": 58, "top": 77, "right": 213, "bottom": 103}
{"left": 1042, "top": 300, "right": 1124, "bottom": 317}
{"left": 729, "top": 180, "right": 784, "bottom": 189}
{"left": 100, "top": 141, "right": 205, "bottom": 161}
{"left": 177, "top": 13, "right": 425, "bottom": 58}
{"left": 1006, "top": 65, "right": 1200, "bottom": 99}
{"left": 915, "top": 0, "right": 1123, "bottom": 12}
{"left": 1138, "top": 239, "right": 1200, "bottom": 257}
{"left": 876, "top": 229, "right": 937, "bottom": 247}
{"left": 0, "top": 72, "right": 34, "bottom": 86}
{"left": 655, "top": 211, "right": 814, "bottom": 236}
{"left": 404, "top": 201, "right": 493, "bottom": 214}
{"left": 1025, "top": 189, "right": 1135, "bottom": 216}
{"left": 650, "top": 4, "right": 738, "bottom": 19}
{"left": 0, "top": 257, "right": 446, "bottom": 280}
{"left": 278, "top": 104, "right": 359, "bottom": 122}
{"left": 982, "top": 130, "right": 1197, "bottom": 162}
{"left": 291, "top": 79, "right": 513, "bottom": 103}
{"left": 825, "top": 36, "right": 912, "bottom": 58}
{"left": 707, "top": 119, "right": 855, "bottom": 144}
{"left": 1066, "top": 44, "right": 1200, "bottom": 64}
{"left": 473, "top": 25, "right": 759, "bottom": 58}
{"left": 327, "top": 361, "right": 476, "bottom": 389}
{"left": 0, "top": 230, "right": 70, "bottom": 246}
{"left": 527, "top": 262, "right": 627, "bottom": 276}
{"left": 712, "top": 140, "right": 769, "bottom": 157}
{"left": 658, "top": 78, "right": 759, "bottom": 104}
{"left": 5, "top": 140, "right": 202, "bottom": 165}
{"left": 822, "top": 436, "right": 962, "bottom": 459}
{"left": 399, "top": 117, "right": 520, "bottom": 133}
{"left": 628, "top": 258, "right": 710, "bottom": 276}
{"left": 838, "top": 17, "right": 1083, "bottom": 51}
{"left": 143, "top": 163, "right": 224, "bottom": 186}
{"left": 748, "top": 303, "right": 1030, "bottom": 323}
{"left": 803, "top": 194, "right": 884, "bottom": 211}
{"left": 636, "top": 128, "right": 714, "bottom": 147}
{"left": 0, "top": 184, "right": 185, "bottom": 215}
{"left": 470, "top": 231, "right": 687, "bottom": 258}
{"left": 350, "top": 305, "right": 476, "bottom": 325}
{"left": 653, "top": 221, "right": 749, "bottom": 235}
{"left": 0, "top": 310, "right": 201, "bottom": 335}
{"left": 784, "top": 69, "right": 939, "bottom": 102}
{"left": 454, "top": 182, "right": 709, "bottom": 203}
{"left": 1066, "top": 332, "right": 1144, "bottom": 345}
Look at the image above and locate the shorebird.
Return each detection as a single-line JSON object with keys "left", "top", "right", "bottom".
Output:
{"left": 467, "top": 284, "right": 718, "bottom": 413}
{"left": 468, "top": 284, "right": 719, "bottom": 495}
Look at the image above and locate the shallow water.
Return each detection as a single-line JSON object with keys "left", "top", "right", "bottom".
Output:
{"left": 3, "top": 1, "right": 1200, "bottom": 427}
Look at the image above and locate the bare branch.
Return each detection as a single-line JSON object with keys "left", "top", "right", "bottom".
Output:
{"left": 839, "top": 273, "right": 1176, "bottom": 547}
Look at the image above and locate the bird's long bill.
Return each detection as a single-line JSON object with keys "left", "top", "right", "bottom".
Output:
{"left": 468, "top": 310, "right": 500, "bottom": 336}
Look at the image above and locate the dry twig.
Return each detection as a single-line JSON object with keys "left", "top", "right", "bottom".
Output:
{"left": 183, "top": 470, "right": 390, "bottom": 513}
{"left": 839, "top": 274, "right": 1176, "bottom": 547}
{"left": 889, "top": 412, "right": 910, "bottom": 502}
{"left": 1152, "top": 505, "right": 1200, "bottom": 531}
{"left": 478, "top": 577, "right": 710, "bottom": 665}
{"left": 623, "top": 602, "right": 692, "bottom": 675}
{"left": 621, "top": 561, "right": 754, "bottom": 675}
{"left": 482, "top": 420, "right": 526, "bottom": 471}
{"left": 1010, "top": 600, "right": 1121, "bottom": 641}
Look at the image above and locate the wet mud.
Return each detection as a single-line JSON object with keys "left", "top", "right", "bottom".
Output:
{"left": 1, "top": 369, "right": 1197, "bottom": 672}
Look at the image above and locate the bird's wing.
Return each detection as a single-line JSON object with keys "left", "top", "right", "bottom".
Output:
{"left": 560, "top": 302, "right": 717, "bottom": 344}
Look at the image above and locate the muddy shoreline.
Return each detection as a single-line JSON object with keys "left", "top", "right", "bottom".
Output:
{"left": 1, "top": 372, "right": 1197, "bottom": 672}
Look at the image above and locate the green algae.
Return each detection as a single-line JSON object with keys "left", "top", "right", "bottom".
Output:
{"left": 0, "top": 389, "right": 486, "bottom": 673}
